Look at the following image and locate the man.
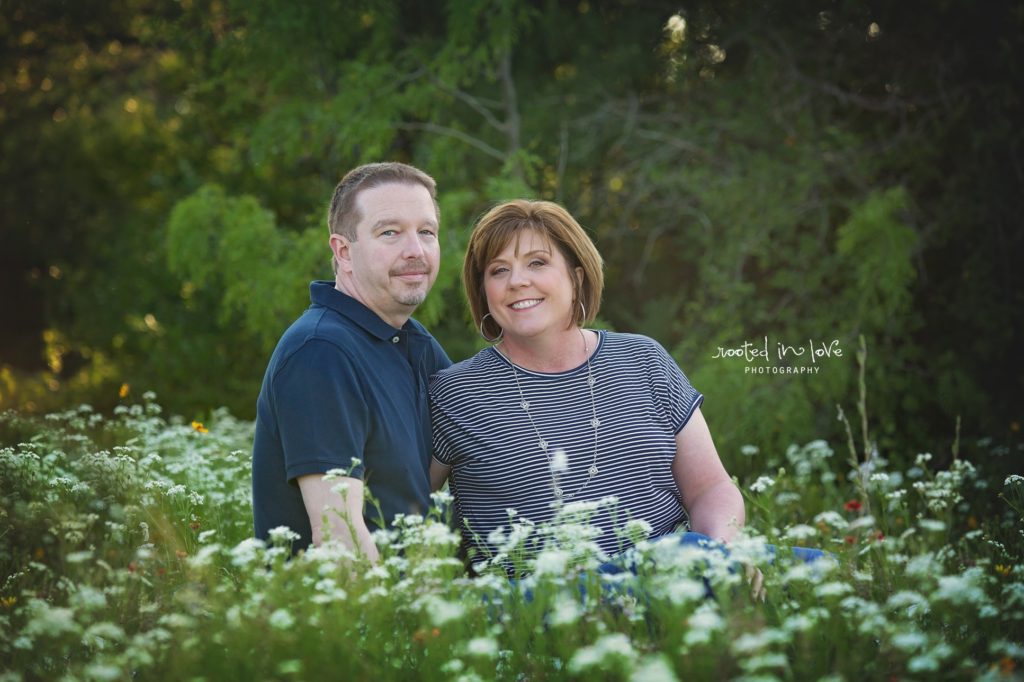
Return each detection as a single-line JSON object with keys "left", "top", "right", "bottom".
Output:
{"left": 252, "top": 162, "right": 451, "bottom": 558}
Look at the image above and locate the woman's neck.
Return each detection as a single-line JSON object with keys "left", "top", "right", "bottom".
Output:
{"left": 498, "top": 328, "right": 597, "bottom": 373}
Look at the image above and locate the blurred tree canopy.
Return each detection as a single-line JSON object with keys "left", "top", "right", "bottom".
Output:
{"left": 2, "top": 0, "right": 1021, "bottom": 468}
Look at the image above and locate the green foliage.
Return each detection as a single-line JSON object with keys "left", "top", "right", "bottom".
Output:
{"left": 836, "top": 187, "right": 917, "bottom": 327}
{"left": 166, "top": 184, "right": 324, "bottom": 351}
{"left": 2, "top": 0, "right": 1021, "bottom": 466}
{"left": 1, "top": 402, "right": 1022, "bottom": 679}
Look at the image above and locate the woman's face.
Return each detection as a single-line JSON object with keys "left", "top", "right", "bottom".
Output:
{"left": 483, "top": 229, "right": 582, "bottom": 343}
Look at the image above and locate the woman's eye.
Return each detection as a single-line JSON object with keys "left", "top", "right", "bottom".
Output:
{"left": 490, "top": 267, "right": 508, "bottom": 276}
{"left": 530, "top": 259, "right": 546, "bottom": 267}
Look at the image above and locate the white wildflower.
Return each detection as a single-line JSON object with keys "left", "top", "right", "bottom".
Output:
{"left": 82, "top": 663, "right": 123, "bottom": 681}
{"left": 907, "top": 654, "right": 939, "bottom": 673}
{"left": 549, "top": 593, "right": 582, "bottom": 627}
{"left": 69, "top": 586, "right": 107, "bottom": 611}
{"left": 848, "top": 515, "right": 876, "bottom": 530}
{"left": 230, "top": 538, "right": 266, "bottom": 567}
{"left": 731, "top": 628, "right": 790, "bottom": 655}
{"left": 784, "top": 524, "right": 817, "bottom": 541}
{"left": 568, "top": 633, "right": 637, "bottom": 673}
{"left": 465, "top": 637, "right": 499, "bottom": 659}
{"left": 550, "top": 448, "right": 569, "bottom": 473}
{"left": 749, "top": 476, "right": 775, "bottom": 493}
{"left": 742, "top": 652, "right": 789, "bottom": 673}
{"left": 630, "top": 655, "right": 678, "bottom": 682}
{"left": 82, "top": 621, "right": 126, "bottom": 648}
{"left": 660, "top": 577, "right": 706, "bottom": 606}
{"left": 430, "top": 489, "right": 453, "bottom": 506}
{"left": 419, "top": 595, "right": 465, "bottom": 626}
{"left": 918, "top": 519, "right": 946, "bottom": 533}
{"left": 268, "top": 608, "right": 295, "bottom": 630}
{"left": 932, "top": 568, "right": 990, "bottom": 607}
{"left": 534, "top": 548, "right": 571, "bottom": 577}
{"left": 814, "top": 581, "right": 853, "bottom": 598}
{"left": 684, "top": 603, "right": 724, "bottom": 646}
{"left": 267, "top": 525, "right": 301, "bottom": 544}
{"left": 891, "top": 630, "right": 928, "bottom": 652}
{"left": 740, "top": 445, "right": 759, "bottom": 456}
{"left": 23, "top": 601, "right": 78, "bottom": 637}
{"left": 814, "top": 510, "right": 849, "bottom": 531}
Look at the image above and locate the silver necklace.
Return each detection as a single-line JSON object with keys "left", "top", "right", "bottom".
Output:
{"left": 502, "top": 329, "right": 600, "bottom": 501}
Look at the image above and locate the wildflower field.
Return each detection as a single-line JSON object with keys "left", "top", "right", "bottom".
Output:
{"left": 1, "top": 395, "right": 1022, "bottom": 681}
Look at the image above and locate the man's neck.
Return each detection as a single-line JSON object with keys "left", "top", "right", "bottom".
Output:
{"left": 334, "top": 277, "right": 410, "bottom": 329}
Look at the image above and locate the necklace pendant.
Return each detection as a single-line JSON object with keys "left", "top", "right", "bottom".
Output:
{"left": 539, "top": 439, "right": 548, "bottom": 451}
{"left": 587, "top": 376, "right": 596, "bottom": 386}
{"left": 589, "top": 418, "right": 601, "bottom": 428}
{"left": 553, "top": 486, "right": 563, "bottom": 498}
{"left": 588, "top": 465, "right": 599, "bottom": 477}
{"left": 520, "top": 400, "right": 530, "bottom": 411}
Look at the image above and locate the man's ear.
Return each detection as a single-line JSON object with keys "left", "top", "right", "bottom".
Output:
{"left": 329, "top": 233, "right": 353, "bottom": 274}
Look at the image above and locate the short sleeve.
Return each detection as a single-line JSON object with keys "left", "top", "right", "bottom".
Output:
{"left": 428, "top": 379, "right": 457, "bottom": 466}
{"left": 649, "top": 339, "right": 705, "bottom": 434}
{"left": 428, "top": 337, "right": 453, "bottom": 375}
{"left": 272, "top": 340, "right": 368, "bottom": 482}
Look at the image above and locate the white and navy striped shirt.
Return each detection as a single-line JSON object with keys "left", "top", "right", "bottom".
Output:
{"left": 429, "top": 331, "right": 703, "bottom": 563}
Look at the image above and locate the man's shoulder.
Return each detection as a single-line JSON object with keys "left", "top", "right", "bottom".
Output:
{"left": 269, "top": 307, "right": 360, "bottom": 371}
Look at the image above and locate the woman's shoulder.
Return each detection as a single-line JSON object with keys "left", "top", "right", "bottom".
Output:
{"left": 429, "top": 347, "right": 501, "bottom": 395}
{"left": 600, "top": 330, "right": 669, "bottom": 356}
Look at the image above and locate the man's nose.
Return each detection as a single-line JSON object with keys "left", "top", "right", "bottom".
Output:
{"left": 401, "top": 232, "right": 426, "bottom": 259}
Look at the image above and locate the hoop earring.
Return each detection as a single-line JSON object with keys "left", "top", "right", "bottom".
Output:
{"left": 479, "top": 313, "right": 503, "bottom": 343}
{"left": 578, "top": 300, "right": 587, "bottom": 325}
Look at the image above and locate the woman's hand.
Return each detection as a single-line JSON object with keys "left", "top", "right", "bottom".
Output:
{"left": 745, "top": 563, "right": 766, "bottom": 602}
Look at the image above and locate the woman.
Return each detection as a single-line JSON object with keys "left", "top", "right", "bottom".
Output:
{"left": 428, "top": 199, "right": 746, "bottom": 568}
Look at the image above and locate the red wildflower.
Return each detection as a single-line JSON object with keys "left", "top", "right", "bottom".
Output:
{"left": 844, "top": 535, "right": 857, "bottom": 545}
{"left": 843, "top": 499, "right": 862, "bottom": 512}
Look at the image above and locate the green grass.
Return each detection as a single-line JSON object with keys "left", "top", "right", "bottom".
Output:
{"left": 1, "top": 395, "right": 1022, "bottom": 681}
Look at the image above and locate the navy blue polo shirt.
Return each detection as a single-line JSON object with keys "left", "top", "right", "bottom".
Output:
{"left": 252, "top": 281, "right": 451, "bottom": 553}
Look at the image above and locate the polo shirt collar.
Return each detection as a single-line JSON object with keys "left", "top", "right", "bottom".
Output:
{"left": 309, "top": 280, "right": 423, "bottom": 341}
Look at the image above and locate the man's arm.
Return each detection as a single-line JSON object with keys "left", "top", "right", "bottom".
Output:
{"left": 672, "top": 407, "right": 745, "bottom": 543}
{"left": 297, "top": 474, "right": 380, "bottom": 563}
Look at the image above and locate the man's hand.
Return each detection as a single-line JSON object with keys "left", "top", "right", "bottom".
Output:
{"left": 297, "top": 474, "right": 380, "bottom": 563}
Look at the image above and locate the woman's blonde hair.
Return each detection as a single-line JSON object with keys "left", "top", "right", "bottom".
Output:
{"left": 463, "top": 199, "right": 604, "bottom": 340}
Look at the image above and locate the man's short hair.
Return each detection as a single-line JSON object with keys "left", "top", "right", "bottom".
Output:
{"left": 464, "top": 199, "right": 604, "bottom": 340}
{"left": 327, "top": 162, "right": 439, "bottom": 240}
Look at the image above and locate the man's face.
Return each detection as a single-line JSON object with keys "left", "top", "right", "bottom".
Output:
{"left": 336, "top": 182, "right": 440, "bottom": 327}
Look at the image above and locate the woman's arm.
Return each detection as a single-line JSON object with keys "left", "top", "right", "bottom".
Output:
{"left": 672, "top": 407, "right": 745, "bottom": 543}
{"left": 429, "top": 457, "right": 451, "bottom": 492}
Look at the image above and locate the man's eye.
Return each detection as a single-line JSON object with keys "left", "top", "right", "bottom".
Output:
{"left": 419, "top": 229, "right": 437, "bottom": 237}
{"left": 380, "top": 230, "right": 397, "bottom": 237}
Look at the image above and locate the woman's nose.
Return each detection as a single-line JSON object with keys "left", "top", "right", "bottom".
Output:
{"left": 508, "top": 265, "right": 529, "bottom": 287}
